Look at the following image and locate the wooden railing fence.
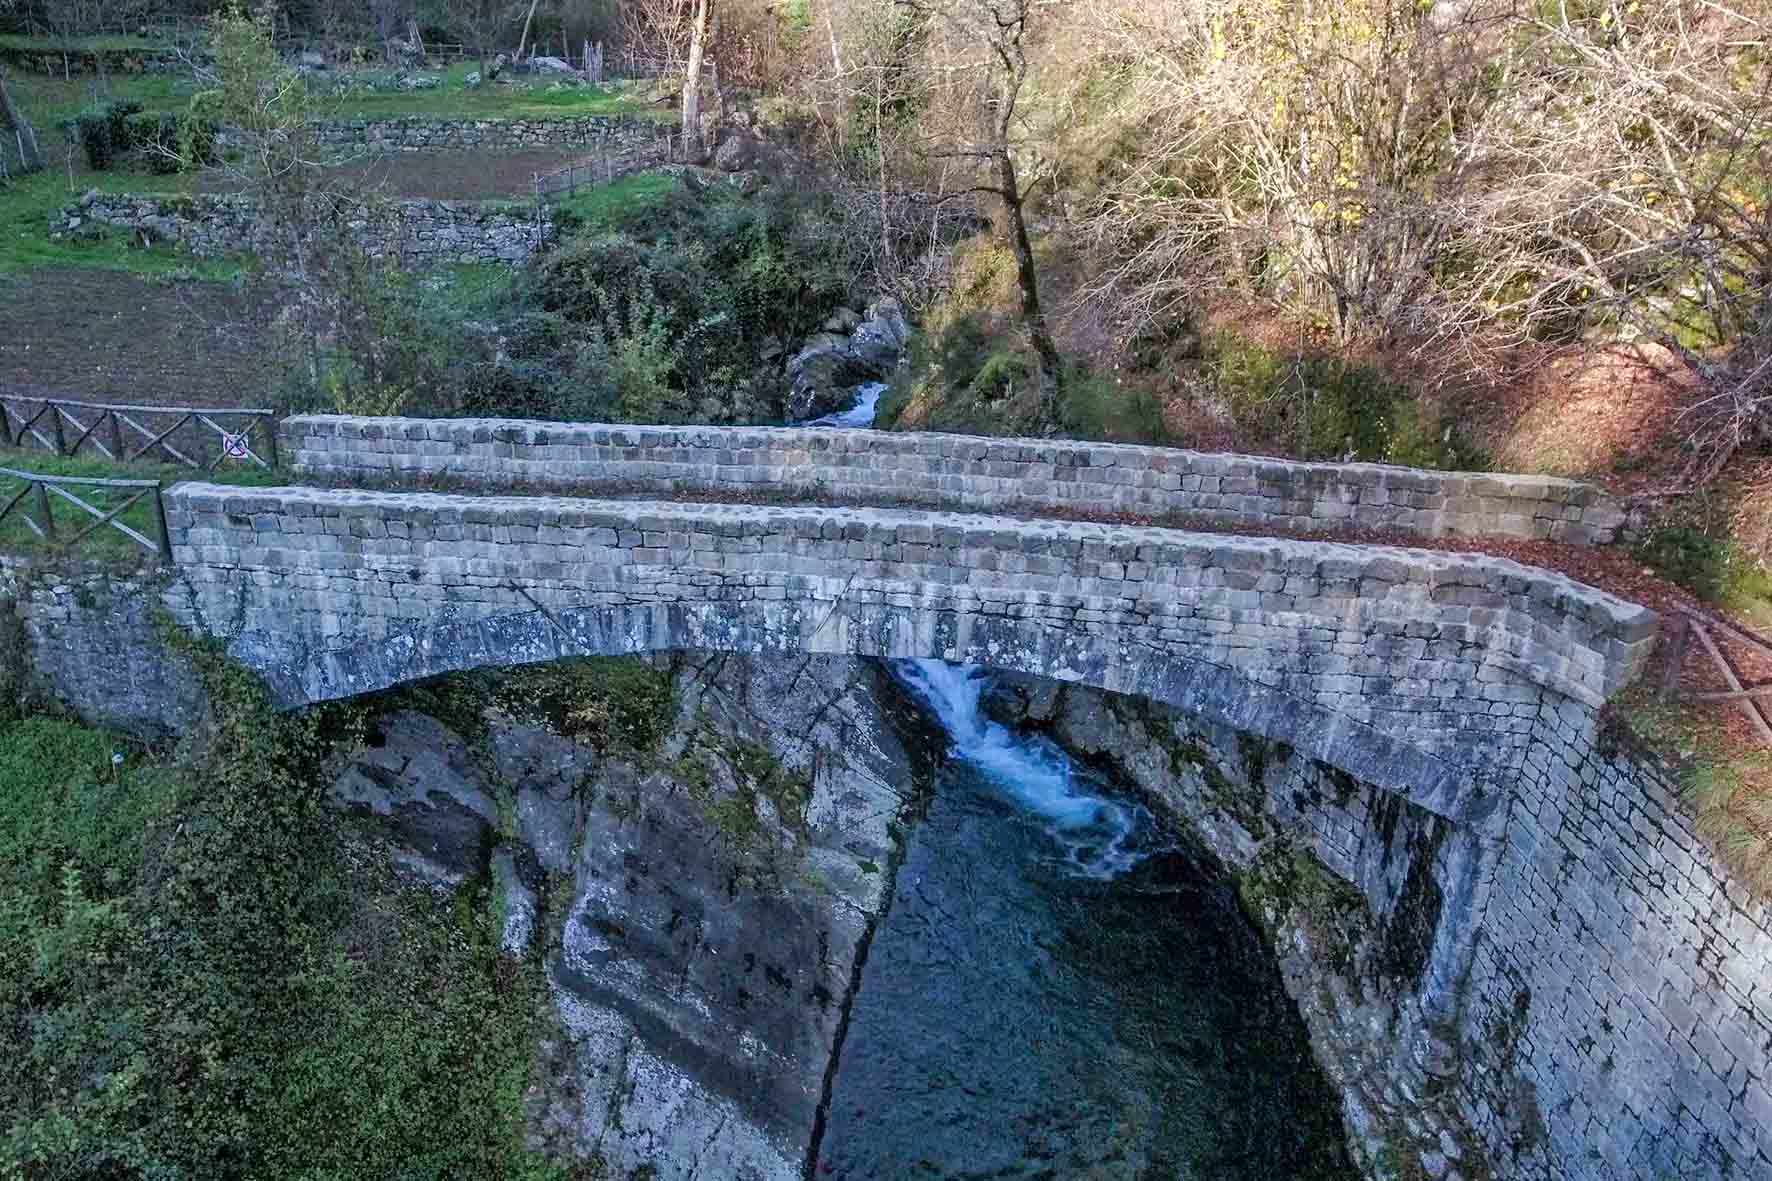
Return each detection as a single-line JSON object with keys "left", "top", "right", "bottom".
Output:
{"left": 0, "top": 466, "right": 170, "bottom": 560}
{"left": 1661, "top": 609, "right": 1772, "bottom": 747}
{"left": 0, "top": 396, "right": 278, "bottom": 472}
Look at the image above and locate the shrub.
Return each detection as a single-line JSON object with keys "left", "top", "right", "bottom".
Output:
{"left": 1199, "top": 331, "right": 1479, "bottom": 468}
{"left": 485, "top": 178, "right": 861, "bottom": 425}
{"left": 71, "top": 101, "right": 211, "bottom": 173}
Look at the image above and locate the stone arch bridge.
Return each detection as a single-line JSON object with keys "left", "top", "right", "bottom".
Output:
{"left": 148, "top": 415, "right": 1653, "bottom": 829}
{"left": 17, "top": 416, "right": 1772, "bottom": 1181}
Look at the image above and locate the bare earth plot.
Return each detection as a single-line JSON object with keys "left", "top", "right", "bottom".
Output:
{"left": 0, "top": 267, "right": 276, "bottom": 407}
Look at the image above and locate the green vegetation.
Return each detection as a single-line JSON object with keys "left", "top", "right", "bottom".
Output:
{"left": 1634, "top": 509, "right": 1772, "bottom": 633}
{"left": 325, "top": 65, "right": 668, "bottom": 122}
{"left": 454, "top": 175, "right": 859, "bottom": 424}
{"left": 550, "top": 171, "right": 676, "bottom": 229}
{"left": 0, "top": 655, "right": 560, "bottom": 1178}
{"left": 0, "top": 167, "right": 236, "bottom": 277}
{"left": 879, "top": 308, "right": 1174, "bottom": 445}
{"left": 380, "top": 656, "right": 678, "bottom": 758}
{"left": 1195, "top": 331, "right": 1485, "bottom": 468}
{"left": 0, "top": 454, "right": 283, "bottom": 559}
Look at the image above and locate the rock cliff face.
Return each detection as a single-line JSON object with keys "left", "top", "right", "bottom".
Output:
{"left": 326, "top": 651, "right": 935, "bottom": 1179}
{"left": 983, "top": 673, "right": 1483, "bottom": 1178}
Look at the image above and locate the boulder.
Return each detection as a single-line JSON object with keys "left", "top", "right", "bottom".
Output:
{"left": 397, "top": 73, "right": 441, "bottom": 91}
{"left": 531, "top": 55, "right": 580, "bottom": 75}
{"left": 462, "top": 70, "right": 482, "bottom": 87}
{"left": 298, "top": 50, "right": 327, "bottom": 69}
{"left": 330, "top": 711, "right": 499, "bottom": 881}
{"left": 822, "top": 307, "right": 861, "bottom": 334}
{"left": 849, "top": 296, "right": 912, "bottom": 371}
{"left": 784, "top": 297, "right": 915, "bottom": 421}
{"left": 713, "top": 133, "right": 756, "bottom": 172}
{"left": 488, "top": 721, "right": 594, "bottom": 875}
{"left": 785, "top": 337, "right": 887, "bottom": 421}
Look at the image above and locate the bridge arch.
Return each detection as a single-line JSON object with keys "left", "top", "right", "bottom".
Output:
{"left": 163, "top": 483, "right": 1654, "bottom": 831}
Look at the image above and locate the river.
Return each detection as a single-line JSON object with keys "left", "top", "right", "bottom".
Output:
{"left": 810, "top": 664, "right": 1355, "bottom": 1179}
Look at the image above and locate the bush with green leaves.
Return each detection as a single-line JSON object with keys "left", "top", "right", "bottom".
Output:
{"left": 465, "top": 177, "right": 858, "bottom": 425}
{"left": 0, "top": 651, "right": 560, "bottom": 1179}
{"left": 876, "top": 312, "right": 1172, "bottom": 444}
{"left": 71, "top": 100, "right": 213, "bottom": 173}
{"left": 1199, "top": 331, "right": 1485, "bottom": 469}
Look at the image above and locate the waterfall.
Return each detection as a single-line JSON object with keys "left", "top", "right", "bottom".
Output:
{"left": 803, "top": 381, "right": 887, "bottom": 428}
{"left": 892, "top": 660, "right": 1153, "bottom": 879}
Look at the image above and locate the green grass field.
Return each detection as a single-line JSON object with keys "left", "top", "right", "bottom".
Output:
{"left": 0, "top": 453, "right": 285, "bottom": 560}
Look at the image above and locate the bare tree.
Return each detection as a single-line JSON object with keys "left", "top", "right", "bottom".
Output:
{"left": 899, "top": 0, "right": 1064, "bottom": 399}
{"left": 0, "top": 64, "right": 45, "bottom": 177}
{"left": 681, "top": 0, "right": 713, "bottom": 157}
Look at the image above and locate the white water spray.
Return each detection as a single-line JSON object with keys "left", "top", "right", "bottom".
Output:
{"left": 804, "top": 381, "right": 888, "bottom": 428}
{"left": 893, "top": 660, "right": 1152, "bottom": 879}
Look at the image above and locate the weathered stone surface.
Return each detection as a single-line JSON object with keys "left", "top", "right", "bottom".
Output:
{"left": 158, "top": 482, "right": 1654, "bottom": 821}
{"left": 490, "top": 722, "right": 595, "bottom": 875}
{"left": 0, "top": 556, "right": 205, "bottom": 739}
{"left": 529, "top": 652, "right": 927, "bottom": 1179}
{"left": 280, "top": 413, "right": 1632, "bottom": 545}
{"left": 305, "top": 112, "right": 668, "bottom": 154}
{"left": 330, "top": 710, "right": 500, "bottom": 880}
{"left": 57, "top": 193, "right": 554, "bottom": 266}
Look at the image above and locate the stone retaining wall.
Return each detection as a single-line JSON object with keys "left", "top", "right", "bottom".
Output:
{"left": 308, "top": 114, "right": 673, "bottom": 153}
{"left": 1464, "top": 708, "right": 1772, "bottom": 1178}
{"left": 159, "top": 482, "right": 1655, "bottom": 821}
{"left": 57, "top": 192, "right": 551, "bottom": 265}
{"left": 281, "top": 415, "right": 1632, "bottom": 545}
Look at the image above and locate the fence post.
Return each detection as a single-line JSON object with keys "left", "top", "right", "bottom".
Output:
{"left": 50, "top": 404, "right": 67, "bottom": 456}
{"left": 32, "top": 479, "right": 54, "bottom": 542}
{"left": 152, "top": 485, "right": 173, "bottom": 562}
{"left": 262, "top": 413, "right": 280, "bottom": 471}
{"left": 109, "top": 409, "right": 126, "bottom": 463}
{"left": 0, "top": 402, "right": 12, "bottom": 449}
{"left": 1659, "top": 619, "right": 1691, "bottom": 702}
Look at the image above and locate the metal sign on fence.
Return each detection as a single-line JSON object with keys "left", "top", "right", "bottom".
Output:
{"left": 0, "top": 396, "right": 278, "bottom": 472}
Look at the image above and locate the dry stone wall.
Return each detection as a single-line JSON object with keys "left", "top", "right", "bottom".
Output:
{"left": 57, "top": 192, "right": 551, "bottom": 264}
{"left": 307, "top": 114, "right": 671, "bottom": 154}
{"left": 0, "top": 556, "right": 203, "bottom": 738}
{"left": 281, "top": 414, "right": 1632, "bottom": 544}
{"left": 158, "top": 482, "right": 1655, "bottom": 826}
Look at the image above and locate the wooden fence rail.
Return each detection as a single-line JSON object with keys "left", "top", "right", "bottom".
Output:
{"left": 1662, "top": 608, "right": 1772, "bottom": 747}
{"left": 0, "top": 396, "right": 278, "bottom": 472}
{"left": 0, "top": 466, "right": 169, "bottom": 560}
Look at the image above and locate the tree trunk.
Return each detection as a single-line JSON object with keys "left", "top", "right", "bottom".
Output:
{"left": 515, "top": 0, "right": 541, "bottom": 61}
{"left": 681, "top": 0, "right": 713, "bottom": 159}
{"left": 997, "top": 149, "right": 1062, "bottom": 402}
{"left": 0, "top": 68, "right": 45, "bottom": 175}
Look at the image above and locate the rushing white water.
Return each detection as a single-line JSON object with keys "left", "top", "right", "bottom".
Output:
{"left": 892, "top": 660, "right": 1153, "bottom": 879}
{"left": 804, "top": 381, "right": 887, "bottom": 428}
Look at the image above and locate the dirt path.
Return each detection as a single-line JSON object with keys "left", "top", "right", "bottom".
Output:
{"left": 0, "top": 268, "right": 277, "bottom": 408}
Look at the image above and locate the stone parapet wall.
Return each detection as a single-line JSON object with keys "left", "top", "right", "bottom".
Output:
{"left": 160, "top": 483, "right": 1654, "bottom": 817}
{"left": 1451, "top": 703, "right": 1772, "bottom": 1178}
{"left": 281, "top": 415, "right": 1632, "bottom": 545}
{"left": 58, "top": 193, "right": 551, "bottom": 265}
{"left": 308, "top": 114, "right": 673, "bottom": 154}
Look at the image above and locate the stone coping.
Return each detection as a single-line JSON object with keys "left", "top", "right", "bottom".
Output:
{"left": 281, "top": 415, "right": 1630, "bottom": 545}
